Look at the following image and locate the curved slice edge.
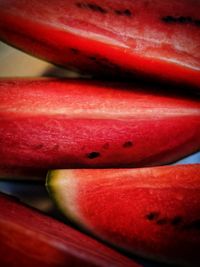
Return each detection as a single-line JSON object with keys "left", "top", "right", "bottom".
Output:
{"left": 0, "top": 192, "right": 140, "bottom": 267}
{"left": 46, "top": 164, "right": 200, "bottom": 266}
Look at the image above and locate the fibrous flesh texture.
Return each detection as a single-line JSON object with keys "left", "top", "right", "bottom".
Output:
{"left": 0, "top": 0, "right": 199, "bottom": 88}
{"left": 47, "top": 164, "right": 200, "bottom": 266}
{"left": 0, "top": 78, "right": 200, "bottom": 179}
{"left": 0, "top": 193, "right": 139, "bottom": 267}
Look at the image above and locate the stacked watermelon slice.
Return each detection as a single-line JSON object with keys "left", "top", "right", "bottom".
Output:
{"left": 0, "top": 1, "right": 199, "bottom": 266}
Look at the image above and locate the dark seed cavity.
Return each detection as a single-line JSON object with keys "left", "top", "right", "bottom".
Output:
{"left": 70, "top": 48, "right": 79, "bottom": 54}
{"left": 88, "top": 56, "right": 97, "bottom": 61}
{"left": 162, "top": 15, "right": 200, "bottom": 27}
{"left": 123, "top": 141, "right": 133, "bottom": 148}
{"left": 87, "top": 151, "right": 100, "bottom": 159}
{"left": 115, "top": 9, "right": 132, "bottom": 17}
{"left": 146, "top": 212, "right": 160, "bottom": 221}
{"left": 115, "top": 10, "right": 122, "bottom": 15}
{"left": 76, "top": 2, "right": 107, "bottom": 14}
{"left": 162, "top": 16, "right": 176, "bottom": 23}
{"left": 88, "top": 3, "right": 107, "bottom": 13}
{"left": 171, "top": 216, "right": 183, "bottom": 226}
{"left": 124, "top": 9, "right": 132, "bottom": 17}
{"left": 146, "top": 213, "right": 200, "bottom": 230}
{"left": 76, "top": 3, "right": 133, "bottom": 17}
{"left": 178, "top": 16, "right": 192, "bottom": 23}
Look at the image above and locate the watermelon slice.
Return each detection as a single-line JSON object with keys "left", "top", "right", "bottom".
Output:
{"left": 0, "top": 193, "right": 139, "bottom": 267}
{"left": 0, "top": 78, "right": 200, "bottom": 179}
{"left": 47, "top": 164, "right": 200, "bottom": 266}
{"left": 0, "top": 0, "right": 199, "bottom": 88}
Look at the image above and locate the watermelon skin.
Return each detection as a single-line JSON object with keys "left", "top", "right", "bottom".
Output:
{"left": 0, "top": 193, "right": 139, "bottom": 267}
{"left": 47, "top": 164, "right": 200, "bottom": 266}
{"left": 0, "top": 1, "right": 200, "bottom": 88}
{"left": 0, "top": 78, "right": 200, "bottom": 179}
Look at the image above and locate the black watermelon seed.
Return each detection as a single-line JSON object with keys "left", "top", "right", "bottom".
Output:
{"left": 171, "top": 216, "right": 182, "bottom": 226}
{"left": 124, "top": 9, "right": 132, "bottom": 17}
{"left": 76, "top": 2, "right": 107, "bottom": 14}
{"left": 115, "top": 10, "right": 122, "bottom": 15}
{"left": 162, "top": 16, "right": 176, "bottom": 23}
{"left": 87, "top": 3, "right": 107, "bottom": 14}
{"left": 70, "top": 48, "right": 79, "bottom": 54}
{"left": 114, "top": 9, "right": 132, "bottom": 17}
{"left": 88, "top": 56, "right": 97, "bottom": 61}
{"left": 87, "top": 152, "right": 100, "bottom": 159}
{"left": 146, "top": 212, "right": 159, "bottom": 221}
{"left": 162, "top": 15, "right": 200, "bottom": 27}
{"left": 123, "top": 141, "right": 133, "bottom": 148}
{"left": 178, "top": 16, "right": 188, "bottom": 23}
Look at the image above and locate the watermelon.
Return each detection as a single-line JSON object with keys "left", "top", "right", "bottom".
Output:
{"left": 47, "top": 164, "right": 200, "bottom": 266}
{"left": 0, "top": 0, "right": 199, "bottom": 88}
{"left": 0, "top": 78, "right": 200, "bottom": 179}
{"left": 0, "top": 193, "right": 139, "bottom": 267}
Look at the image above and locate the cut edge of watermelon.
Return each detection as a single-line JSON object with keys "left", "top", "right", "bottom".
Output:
{"left": 46, "top": 170, "right": 84, "bottom": 227}
{"left": 46, "top": 164, "right": 200, "bottom": 220}
{"left": 46, "top": 164, "right": 200, "bottom": 231}
{"left": 46, "top": 165, "right": 200, "bottom": 266}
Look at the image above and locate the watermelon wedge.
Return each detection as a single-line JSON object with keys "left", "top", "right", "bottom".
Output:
{"left": 47, "top": 164, "right": 200, "bottom": 266}
{"left": 0, "top": 193, "right": 139, "bottom": 267}
{"left": 0, "top": 0, "right": 200, "bottom": 88}
{"left": 0, "top": 78, "right": 200, "bottom": 179}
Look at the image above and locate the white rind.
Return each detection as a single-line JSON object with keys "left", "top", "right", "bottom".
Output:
{"left": 47, "top": 170, "right": 91, "bottom": 230}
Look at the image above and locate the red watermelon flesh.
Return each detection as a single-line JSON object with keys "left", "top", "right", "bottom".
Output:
{"left": 0, "top": 193, "right": 139, "bottom": 267}
{"left": 0, "top": 0, "right": 199, "bottom": 88}
{"left": 47, "top": 164, "right": 200, "bottom": 266}
{"left": 0, "top": 78, "right": 200, "bottom": 179}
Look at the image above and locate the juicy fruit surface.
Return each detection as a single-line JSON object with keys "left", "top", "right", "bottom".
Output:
{"left": 0, "top": 193, "right": 139, "bottom": 267}
{"left": 0, "top": 0, "right": 200, "bottom": 87}
{"left": 47, "top": 164, "right": 200, "bottom": 266}
{"left": 0, "top": 79, "right": 200, "bottom": 179}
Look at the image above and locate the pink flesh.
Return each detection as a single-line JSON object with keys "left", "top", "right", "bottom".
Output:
{"left": 1, "top": 79, "right": 200, "bottom": 117}
{"left": 0, "top": 0, "right": 199, "bottom": 88}
{"left": 0, "top": 193, "right": 139, "bottom": 267}
{"left": 1, "top": 116, "right": 199, "bottom": 168}
{"left": 0, "top": 79, "right": 200, "bottom": 179}
{"left": 67, "top": 164, "right": 200, "bottom": 266}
